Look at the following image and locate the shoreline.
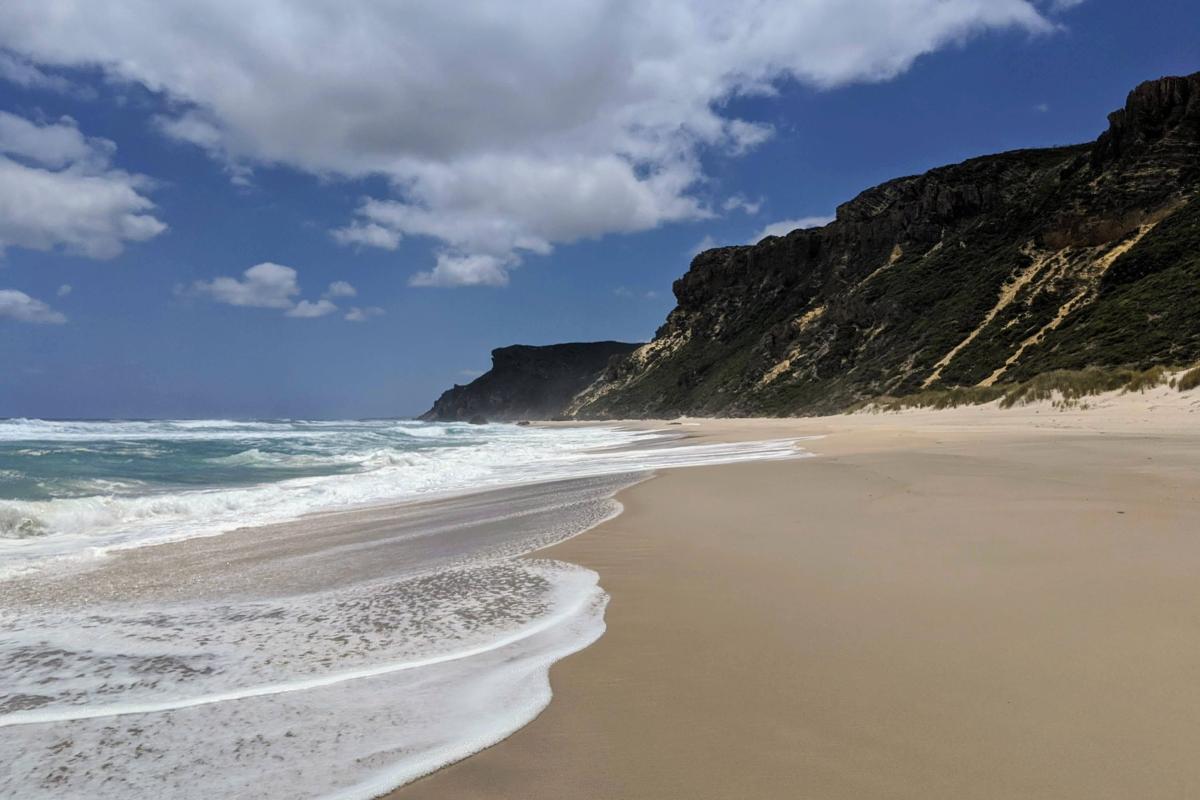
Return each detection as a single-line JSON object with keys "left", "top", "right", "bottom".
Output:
{"left": 396, "top": 395, "right": 1200, "bottom": 798}
{"left": 6, "top": 392, "right": 1200, "bottom": 797}
{"left": 0, "top": 425, "right": 808, "bottom": 799}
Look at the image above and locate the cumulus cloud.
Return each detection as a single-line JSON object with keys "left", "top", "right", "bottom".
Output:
{"left": 0, "top": 112, "right": 97, "bottom": 168}
{"left": 337, "top": 155, "right": 705, "bottom": 279}
{"left": 285, "top": 298, "right": 338, "bottom": 318}
{"left": 191, "top": 262, "right": 300, "bottom": 308}
{"left": 191, "top": 263, "right": 371, "bottom": 319}
{"left": 0, "top": 289, "right": 67, "bottom": 323}
{"left": 0, "top": 112, "right": 165, "bottom": 258}
{"left": 410, "top": 253, "right": 512, "bottom": 288}
{"left": 344, "top": 306, "right": 385, "bottom": 322}
{"left": 752, "top": 215, "right": 836, "bottom": 241}
{"left": 0, "top": 1, "right": 1068, "bottom": 283}
{"left": 324, "top": 280, "right": 357, "bottom": 298}
{"left": 57, "top": 284, "right": 72, "bottom": 296}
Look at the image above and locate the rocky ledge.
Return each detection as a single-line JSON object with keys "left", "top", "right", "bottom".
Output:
{"left": 420, "top": 341, "right": 642, "bottom": 422}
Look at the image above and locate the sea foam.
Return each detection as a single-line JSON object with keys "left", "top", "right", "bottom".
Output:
{"left": 0, "top": 421, "right": 809, "bottom": 798}
{"left": 0, "top": 561, "right": 607, "bottom": 799}
{"left": 0, "top": 420, "right": 803, "bottom": 578}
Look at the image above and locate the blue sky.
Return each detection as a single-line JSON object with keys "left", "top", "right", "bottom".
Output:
{"left": 0, "top": 0, "right": 1196, "bottom": 419}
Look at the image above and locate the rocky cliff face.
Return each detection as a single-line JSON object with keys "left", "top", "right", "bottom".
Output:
{"left": 421, "top": 342, "right": 641, "bottom": 421}
{"left": 569, "top": 72, "right": 1200, "bottom": 418}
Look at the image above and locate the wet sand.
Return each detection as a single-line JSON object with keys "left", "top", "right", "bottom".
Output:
{"left": 397, "top": 393, "right": 1200, "bottom": 798}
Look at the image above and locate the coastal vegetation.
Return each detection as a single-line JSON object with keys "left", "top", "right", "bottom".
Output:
{"left": 865, "top": 363, "right": 1198, "bottom": 412}
{"left": 1177, "top": 365, "right": 1200, "bottom": 392}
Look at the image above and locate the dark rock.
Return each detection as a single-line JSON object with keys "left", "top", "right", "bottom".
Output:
{"left": 421, "top": 342, "right": 642, "bottom": 422}
{"left": 467, "top": 415, "right": 488, "bottom": 425}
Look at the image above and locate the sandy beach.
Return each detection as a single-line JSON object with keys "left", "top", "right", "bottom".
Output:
{"left": 5, "top": 8, "right": 1196, "bottom": 799}
{"left": 398, "top": 388, "right": 1200, "bottom": 799}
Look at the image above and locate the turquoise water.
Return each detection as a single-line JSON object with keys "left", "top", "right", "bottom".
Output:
{"left": 0, "top": 418, "right": 806, "bottom": 576}
{"left": 0, "top": 418, "right": 641, "bottom": 557}
{"left": 0, "top": 419, "right": 479, "bottom": 502}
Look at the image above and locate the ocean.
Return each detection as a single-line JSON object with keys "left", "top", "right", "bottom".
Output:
{"left": 0, "top": 419, "right": 803, "bottom": 798}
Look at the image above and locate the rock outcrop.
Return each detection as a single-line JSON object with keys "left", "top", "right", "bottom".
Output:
{"left": 420, "top": 342, "right": 641, "bottom": 422}
{"left": 566, "top": 72, "right": 1200, "bottom": 418}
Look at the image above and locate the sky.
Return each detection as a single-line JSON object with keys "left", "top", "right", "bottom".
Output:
{"left": 0, "top": 0, "right": 1196, "bottom": 419}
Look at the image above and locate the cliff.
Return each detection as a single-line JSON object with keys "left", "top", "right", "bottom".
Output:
{"left": 568, "top": 72, "right": 1200, "bottom": 417}
{"left": 420, "top": 341, "right": 642, "bottom": 421}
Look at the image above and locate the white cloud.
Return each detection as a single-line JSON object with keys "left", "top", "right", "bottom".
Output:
{"left": 0, "top": 112, "right": 165, "bottom": 259}
{"left": 192, "top": 263, "right": 374, "bottom": 319}
{"left": 332, "top": 222, "right": 401, "bottom": 251}
{"left": 0, "top": 289, "right": 66, "bottom": 323}
{"left": 0, "top": 51, "right": 73, "bottom": 93}
{"left": 410, "top": 253, "right": 511, "bottom": 288}
{"left": 324, "top": 280, "right": 357, "bottom": 298}
{"left": 285, "top": 298, "right": 338, "bottom": 318}
{"left": 57, "top": 283, "right": 72, "bottom": 296}
{"left": 752, "top": 215, "right": 836, "bottom": 241}
{"left": 192, "top": 262, "right": 299, "bottom": 308}
{"left": 722, "top": 195, "right": 763, "bottom": 215}
{"left": 345, "top": 305, "right": 384, "bottom": 322}
{"left": 0, "top": 1, "right": 1062, "bottom": 282}
{"left": 340, "top": 155, "right": 706, "bottom": 285}
{"left": 0, "top": 112, "right": 98, "bottom": 168}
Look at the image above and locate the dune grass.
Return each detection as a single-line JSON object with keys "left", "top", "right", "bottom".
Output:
{"left": 1177, "top": 366, "right": 1200, "bottom": 392}
{"left": 999, "top": 366, "right": 1171, "bottom": 407}
{"left": 869, "top": 364, "right": 1187, "bottom": 412}
{"left": 868, "top": 386, "right": 1006, "bottom": 412}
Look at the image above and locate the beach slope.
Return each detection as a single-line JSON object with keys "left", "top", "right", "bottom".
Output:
{"left": 399, "top": 399, "right": 1200, "bottom": 799}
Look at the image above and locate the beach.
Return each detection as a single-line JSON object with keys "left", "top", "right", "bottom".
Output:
{"left": 5, "top": 7, "right": 1197, "bottom": 799}
{"left": 3, "top": 394, "right": 1200, "bottom": 798}
{"left": 0, "top": 421, "right": 799, "bottom": 799}
{"left": 400, "top": 392, "right": 1200, "bottom": 798}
